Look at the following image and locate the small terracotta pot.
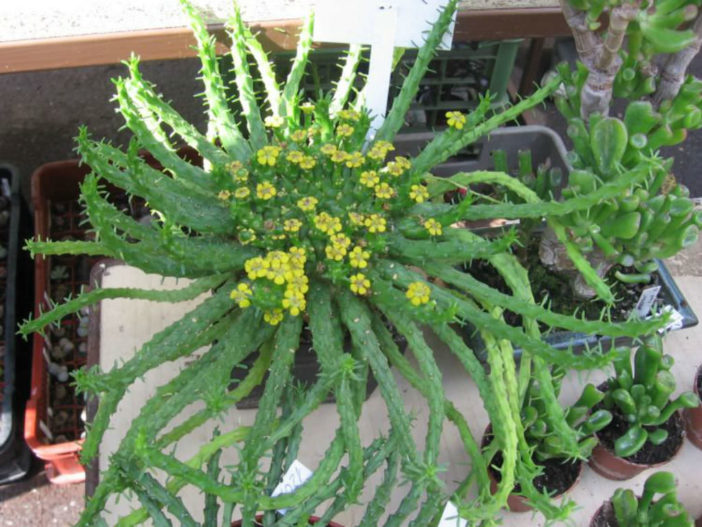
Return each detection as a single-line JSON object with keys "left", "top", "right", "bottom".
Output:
{"left": 482, "top": 425, "right": 583, "bottom": 513}
{"left": 589, "top": 411, "right": 685, "bottom": 481}
{"left": 684, "top": 364, "right": 702, "bottom": 450}
{"left": 589, "top": 500, "right": 615, "bottom": 527}
{"left": 231, "top": 515, "right": 343, "bottom": 527}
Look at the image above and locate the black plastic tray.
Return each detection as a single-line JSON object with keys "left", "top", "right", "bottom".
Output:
{"left": 0, "top": 163, "right": 33, "bottom": 484}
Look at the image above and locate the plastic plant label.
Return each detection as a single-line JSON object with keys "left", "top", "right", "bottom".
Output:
{"left": 437, "top": 501, "right": 467, "bottom": 527}
{"left": 313, "top": 0, "right": 457, "bottom": 131}
{"left": 1, "top": 178, "right": 10, "bottom": 198}
{"left": 635, "top": 285, "right": 661, "bottom": 318}
{"left": 658, "top": 305, "right": 685, "bottom": 333}
{"left": 271, "top": 459, "right": 313, "bottom": 514}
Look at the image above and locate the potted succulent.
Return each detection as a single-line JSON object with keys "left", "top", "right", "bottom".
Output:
{"left": 17, "top": 0, "right": 686, "bottom": 526}
{"left": 683, "top": 364, "right": 702, "bottom": 450}
{"left": 482, "top": 365, "right": 612, "bottom": 513}
{"left": 590, "top": 471, "right": 694, "bottom": 527}
{"left": 590, "top": 336, "right": 699, "bottom": 480}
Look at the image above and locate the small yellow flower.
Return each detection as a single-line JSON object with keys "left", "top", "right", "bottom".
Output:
{"left": 367, "top": 146, "right": 387, "bottom": 161}
{"left": 365, "top": 214, "right": 387, "bottom": 233}
{"left": 282, "top": 289, "right": 306, "bottom": 316}
{"left": 256, "top": 182, "right": 277, "bottom": 200}
{"left": 245, "top": 257, "right": 269, "bottom": 279}
{"left": 330, "top": 233, "right": 351, "bottom": 249}
{"left": 406, "top": 281, "right": 431, "bottom": 306}
{"left": 345, "top": 151, "right": 364, "bottom": 168}
{"left": 409, "top": 184, "right": 429, "bottom": 203}
{"left": 446, "top": 111, "right": 467, "bottom": 130}
{"left": 290, "top": 129, "right": 308, "bottom": 142}
{"left": 227, "top": 161, "right": 243, "bottom": 173}
{"left": 314, "top": 212, "right": 342, "bottom": 234}
{"left": 375, "top": 140, "right": 394, "bottom": 153}
{"left": 424, "top": 218, "right": 443, "bottom": 236}
{"left": 217, "top": 190, "right": 231, "bottom": 200}
{"left": 287, "top": 273, "right": 309, "bottom": 294}
{"left": 348, "top": 211, "right": 366, "bottom": 226}
{"left": 297, "top": 196, "right": 318, "bottom": 212}
{"left": 385, "top": 156, "right": 411, "bottom": 177}
{"left": 234, "top": 187, "right": 251, "bottom": 199}
{"left": 283, "top": 219, "right": 302, "bottom": 233}
{"left": 264, "top": 115, "right": 285, "bottom": 128}
{"left": 331, "top": 150, "right": 349, "bottom": 164}
{"left": 300, "top": 102, "right": 315, "bottom": 114}
{"left": 266, "top": 265, "right": 289, "bottom": 285}
{"left": 256, "top": 146, "right": 281, "bottom": 166}
{"left": 233, "top": 168, "right": 249, "bottom": 184}
{"left": 320, "top": 144, "right": 338, "bottom": 156}
{"left": 336, "top": 123, "right": 354, "bottom": 137}
{"left": 266, "top": 250, "right": 290, "bottom": 268}
{"left": 338, "top": 109, "right": 361, "bottom": 121}
{"left": 374, "top": 182, "right": 394, "bottom": 199}
{"left": 307, "top": 125, "right": 320, "bottom": 138}
{"left": 359, "top": 170, "right": 380, "bottom": 188}
{"left": 349, "top": 273, "right": 371, "bottom": 295}
{"left": 349, "top": 246, "right": 370, "bottom": 268}
{"left": 286, "top": 150, "right": 304, "bottom": 164}
{"left": 264, "top": 309, "right": 284, "bottom": 326}
{"left": 230, "top": 283, "right": 253, "bottom": 308}
{"left": 288, "top": 247, "right": 307, "bottom": 269}
{"left": 325, "top": 244, "right": 347, "bottom": 261}
{"left": 299, "top": 156, "right": 317, "bottom": 170}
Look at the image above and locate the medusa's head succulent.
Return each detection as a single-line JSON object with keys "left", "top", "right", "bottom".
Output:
{"left": 20, "top": 1, "right": 672, "bottom": 525}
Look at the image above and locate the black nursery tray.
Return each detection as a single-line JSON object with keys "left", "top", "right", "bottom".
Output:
{"left": 0, "top": 164, "right": 32, "bottom": 484}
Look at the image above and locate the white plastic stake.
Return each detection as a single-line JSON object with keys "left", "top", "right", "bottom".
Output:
{"left": 271, "top": 459, "right": 314, "bottom": 514}
{"left": 437, "top": 501, "right": 467, "bottom": 527}
{"left": 313, "top": 0, "right": 457, "bottom": 135}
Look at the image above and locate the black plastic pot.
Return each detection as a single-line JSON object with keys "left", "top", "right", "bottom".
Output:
{"left": 0, "top": 163, "right": 33, "bottom": 484}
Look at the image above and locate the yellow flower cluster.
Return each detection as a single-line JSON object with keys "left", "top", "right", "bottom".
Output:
{"left": 424, "top": 218, "right": 443, "bottom": 236}
{"left": 241, "top": 248, "right": 310, "bottom": 324}
{"left": 338, "top": 109, "right": 361, "bottom": 121}
{"left": 365, "top": 214, "right": 387, "bottom": 233}
{"left": 409, "top": 184, "right": 429, "bottom": 203}
{"left": 446, "top": 111, "right": 467, "bottom": 130}
{"left": 384, "top": 156, "right": 411, "bottom": 177}
{"left": 314, "top": 212, "right": 343, "bottom": 234}
{"left": 264, "top": 115, "right": 284, "bottom": 128}
{"left": 257, "top": 145, "right": 281, "bottom": 166}
{"left": 256, "top": 182, "right": 277, "bottom": 200}
{"left": 367, "top": 140, "right": 395, "bottom": 161}
{"left": 349, "top": 273, "right": 371, "bottom": 295}
{"left": 406, "top": 281, "right": 431, "bottom": 306}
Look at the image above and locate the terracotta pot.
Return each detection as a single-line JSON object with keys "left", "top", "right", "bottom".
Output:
{"left": 684, "top": 364, "right": 702, "bottom": 450}
{"left": 589, "top": 501, "right": 615, "bottom": 527}
{"left": 482, "top": 425, "right": 583, "bottom": 513}
{"left": 589, "top": 411, "right": 685, "bottom": 481}
{"left": 231, "top": 515, "right": 343, "bottom": 527}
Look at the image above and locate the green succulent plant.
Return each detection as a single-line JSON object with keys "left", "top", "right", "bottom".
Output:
{"left": 610, "top": 471, "right": 693, "bottom": 527}
{"left": 601, "top": 335, "right": 699, "bottom": 458}
{"left": 18, "top": 1, "right": 676, "bottom": 526}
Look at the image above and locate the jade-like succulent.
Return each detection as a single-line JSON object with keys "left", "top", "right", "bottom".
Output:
{"left": 18, "top": 1, "right": 673, "bottom": 525}
{"left": 602, "top": 336, "right": 699, "bottom": 457}
{"left": 610, "top": 471, "right": 693, "bottom": 527}
{"left": 523, "top": 367, "right": 611, "bottom": 461}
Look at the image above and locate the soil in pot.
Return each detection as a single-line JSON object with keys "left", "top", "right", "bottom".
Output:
{"left": 463, "top": 233, "right": 664, "bottom": 329}
{"left": 595, "top": 408, "right": 685, "bottom": 467}
{"left": 590, "top": 501, "right": 617, "bottom": 527}
{"left": 483, "top": 428, "right": 582, "bottom": 512}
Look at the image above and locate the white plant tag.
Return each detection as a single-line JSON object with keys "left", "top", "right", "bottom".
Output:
{"left": 271, "top": 459, "right": 313, "bottom": 514}
{"left": 1, "top": 178, "right": 11, "bottom": 198}
{"left": 658, "top": 305, "right": 685, "bottom": 333}
{"left": 313, "top": 0, "right": 457, "bottom": 132}
{"left": 635, "top": 285, "right": 661, "bottom": 318}
{"left": 437, "top": 501, "right": 467, "bottom": 527}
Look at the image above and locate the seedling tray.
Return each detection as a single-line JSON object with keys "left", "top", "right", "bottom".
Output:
{"left": 0, "top": 163, "right": 32, "bottom": 485}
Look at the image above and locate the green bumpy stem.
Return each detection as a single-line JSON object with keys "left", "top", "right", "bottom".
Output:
{"left": 242, "top": 23, "right": 282, "bottom": 116}
{"left": 180, "top": 0, "right": 250, "bottom": 156}
{"left": 412, "top": 75, "right": 562, "bottom": 175}
{"left": 280, "top": 12, "right": 315, "bottom": 119}
{"left": 19, "top": 274, "right": 226, "bottom": 337}
{"left": 330, "top": 44, "right": 364, "bottom": 118}
{"left": 24, "top": 239, "right": 111, "bottom": 258}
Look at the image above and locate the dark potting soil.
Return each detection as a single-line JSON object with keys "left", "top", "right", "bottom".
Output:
{"left": 463, "top": 232, "right": 663, "bottom": 329}
{"left": 596, "top": 407, "right": 684, "bottom": 465}
{"left": 590, "top": 501, "right": 617, "bottom": 527}
{"left": 488, "top": 449, "right": 582, "bottom": 496}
